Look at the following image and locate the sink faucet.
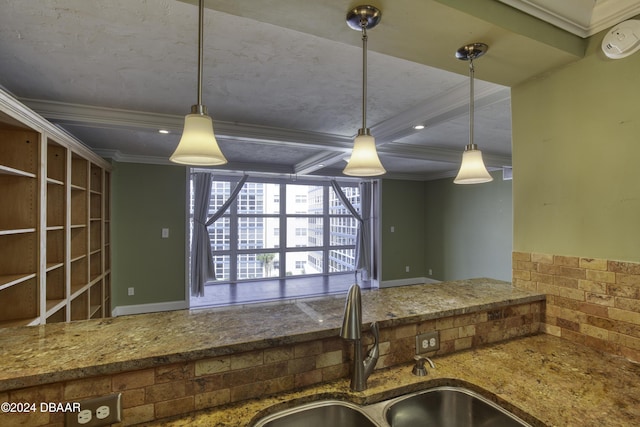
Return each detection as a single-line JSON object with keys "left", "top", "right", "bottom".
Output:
{"left": 340, "top": 284, "right": 379, "bottom": 392}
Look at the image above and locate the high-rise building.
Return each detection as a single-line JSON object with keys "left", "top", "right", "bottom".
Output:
{"left": 195, "top": 176, "right": 359, "bottom": 284}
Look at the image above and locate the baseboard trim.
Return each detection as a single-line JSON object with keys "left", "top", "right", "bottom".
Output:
{"left": 112, "top": 300, "right": 188, "bottom": 317}
{"left": 380, "top": 277, "right": 440, "bottom": 288}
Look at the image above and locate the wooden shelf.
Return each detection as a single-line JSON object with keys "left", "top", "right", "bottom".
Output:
{"left": 0, "top": 88, "right": 111, "bottom": 327}
{"left": 45, "top": 299, "right": 65, "bottom": 314}
{"left": 90, "top": 304, "right": 102, "bottom": 318}
{"left": 0, "top": 273, "right": 37, "bottom": 291}
{"left": 90, "top": 280, "right": 103, "bottom": 319}
{"left": 0, "top": 165, "right": 36, "bottom": 178}
{"left": 0, "top": 317, "right": 40, "bottom": 328}
{"left": 0, "top": 228, "right": 36, "bottom": 235}
{"left": 0, "top": 276, "right": 38, "bottom": 324}
{"left": 46, "top": 307, "right": 66, "bottom": 324}
{"left": 71, "top": 291, "right": 88, "bottom": 321}
{"left": 47, "top": 177, "right": 64, "bottom": 186}
{"left": 45, "top": 262, "right": 64, "bottom": 272}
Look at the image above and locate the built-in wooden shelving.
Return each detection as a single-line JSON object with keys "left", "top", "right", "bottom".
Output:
{"left": 0, "top": 88, "right": 111, "bottom": 326}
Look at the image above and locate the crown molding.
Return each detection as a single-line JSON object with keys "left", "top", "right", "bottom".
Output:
{"left": 498, "top": 0, "right": 640, "bottom": 37}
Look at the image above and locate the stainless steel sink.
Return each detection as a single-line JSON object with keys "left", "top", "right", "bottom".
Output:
{"left": 384, "top": 386, "right": 531, "bottom": 427}
{"left": 253, "top": 400, "right": 378, "bottom": 427}
{"left": 253, "top": 386, "right": 532, "bottom": 427}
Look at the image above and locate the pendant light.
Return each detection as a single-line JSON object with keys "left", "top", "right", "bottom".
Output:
{"left": 170, "top": 0, "right": 227, "bottom": 166}
{"left": 343, "top": 5, "right": 386, "bottom": 177}
{"left": 453, "top": 43, "right": 493, "bottom": 184}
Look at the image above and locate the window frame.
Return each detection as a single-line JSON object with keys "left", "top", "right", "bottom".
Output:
{"left": 192, "top": 174, "right": 361, "bottom": 283}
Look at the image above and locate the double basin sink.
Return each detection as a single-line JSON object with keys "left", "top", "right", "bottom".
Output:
{"left": 254, "top": 386, "right": 532, "bottom": 427}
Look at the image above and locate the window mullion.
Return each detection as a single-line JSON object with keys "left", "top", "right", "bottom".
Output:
{"left": 279, "top": 182, "right": 286, "bottom": 278}
{"left": 229, "top": 180, "right": 239, "bottom": 282}
{"left": 323, "top": 185, "right": 330, "bottom": 274}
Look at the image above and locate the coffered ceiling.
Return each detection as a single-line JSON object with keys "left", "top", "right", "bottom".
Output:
{"left": 0, "top": 0, "right": 638, "bottom": 180}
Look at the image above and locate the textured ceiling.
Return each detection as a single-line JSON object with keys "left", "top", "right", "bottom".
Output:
{"left": 0, "top": 0, "right": 637, "bottom": 179}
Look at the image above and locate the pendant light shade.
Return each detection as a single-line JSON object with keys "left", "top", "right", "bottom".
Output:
{"left": 170, "top": 0, "right": 227, "bottom": 166}
{"left": 343, "top": 131, "right": 385, "bottom": 176}
{"left": 343, "top": 5, "right": 386, "bottom": 177}
{"left": 170, "top": 112, "right": 226, "bottom": 165}
{"left": 454, "top": 145, "right": 493, "bottom": 184}
{"left": 453, "top": 43, "right": 492, "bottom": 184}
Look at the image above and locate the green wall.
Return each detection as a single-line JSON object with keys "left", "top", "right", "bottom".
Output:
{"left": 423, "top": 170, "right": 512, "bottom": 281}
{"left": 381, "top": 173, "right": 512, "bottom": 283}
{"left": 381, "top": 179, "right": 427, "bottom": 281}
{"left": 111, "top": 162, "right": 187, "bottom": 309}
{"left": 512, "top": 28, "right": 640, "bottom": 262}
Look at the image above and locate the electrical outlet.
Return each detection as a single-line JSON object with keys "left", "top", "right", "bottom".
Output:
{"left": 416, "top": 331, "right": 440, "bottom": 354}
{"left": 78, "top": 409, "right": 92, "bottom": 425}
{"left": 128, "top": 287, "right": 134, "bottom": 296}
{"left": 65, "top": 394, "right": 121, "bottom": 427}
{"left": 405, "top": 265, "right": 410, "bottom": 272}
{"left": 96, "top": 405, "right": 110, "bottom": 419}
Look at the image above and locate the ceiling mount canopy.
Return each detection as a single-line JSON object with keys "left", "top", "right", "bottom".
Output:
{"left": 346, "top": 5, "right": 382, "bottom": 31}
{"left": 343, "top": 5, "right": 386, "bottom": 177}
{"left": 455, "top": 42, "right": 488, "bottom": 62}
{"left": 170, "top": 0, "right": 228, "bottom": 166}
{"left": 453, "top": 42, "right": 493, "bottom": 185}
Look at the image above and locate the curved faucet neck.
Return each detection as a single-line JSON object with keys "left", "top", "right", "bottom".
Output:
{"left": 340, "top": 284, "right": 379, "bottom": 391}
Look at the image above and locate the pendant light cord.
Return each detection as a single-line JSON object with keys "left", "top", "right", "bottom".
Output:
{"left": 468, "top": 57, "right": 475, "bottom": 148}
{"left": 196, "top": 0, "right": 204, "bottom": 109}
{"left": 361, "top": 20, "right": 368, "bottom": 132}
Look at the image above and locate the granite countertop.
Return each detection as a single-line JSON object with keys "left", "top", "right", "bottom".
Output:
{"left": 0, "top": 278, "right": 541, "bottom": 391}
{"left": 146, "top": 334, "right": 640, "bottom": 427}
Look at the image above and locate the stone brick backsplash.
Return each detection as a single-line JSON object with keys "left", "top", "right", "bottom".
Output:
{"left": 0, "top": 302, "right": 540, "bottom": 426}
{"left": 513, "top": 252, "right": 640, "bottom": 363}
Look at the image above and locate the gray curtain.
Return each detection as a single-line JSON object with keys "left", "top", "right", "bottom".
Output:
{"left": 191, "top": 172, "right": 216, "bottom": 297}
{"left": 191, "top": 173, "right": 249, "bottom": 297}
{"left": 205, "top": 175, "right": 248, "bottom": 226}
{"left": 331, "top": 180, "right": 373, "bottom": 280}
{"left": 358, "top": 181, "right": 374, "bottom": 280}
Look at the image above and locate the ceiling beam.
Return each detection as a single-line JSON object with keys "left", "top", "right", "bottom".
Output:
{"left": 22, "top": 86, "right": 511, "bottom": 176}
{"left": 19, "top": 98, "right": 354, "bottom": 151}
{"left": 294, "top": 151, "right": 347, "bottom": 175}
{"left": 289, "top": 81, "right": 511, "bottom": 174}
{"left": 373, "top": 83, "right": 510, "bottom": 144}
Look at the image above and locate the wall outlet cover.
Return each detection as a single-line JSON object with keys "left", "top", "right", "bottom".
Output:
{"left": 65, "top": 394, "right": 121, "bottom": 427}
{"left": 416, "top": 331, "right": 440, "bottom": 354}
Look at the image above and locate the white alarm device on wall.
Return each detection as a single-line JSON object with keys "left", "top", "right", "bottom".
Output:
{"left": 602, "top": 19, "right": 640, "bottom": 59}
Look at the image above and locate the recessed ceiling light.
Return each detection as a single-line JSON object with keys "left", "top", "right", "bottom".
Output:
{"left": 413, "top": 125, "right": 425, "bottom": 130}
{"left": 158, "top": 129, "right": 170, "bottom": 134}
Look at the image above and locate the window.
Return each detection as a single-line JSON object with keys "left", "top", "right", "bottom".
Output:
{"left": 191, "top": 175, "right": 360, "bottom": 284}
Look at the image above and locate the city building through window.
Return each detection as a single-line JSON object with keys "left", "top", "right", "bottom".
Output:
{"left": 189, "top": 174, "right": 361, "bottom": 307}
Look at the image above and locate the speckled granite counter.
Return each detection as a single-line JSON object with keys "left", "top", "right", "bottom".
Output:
{"left": 0, "top": 278, "right": 542, "bottom": 391}
{"left": 146, "top": 334, "right": 640, "bottom": 427}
